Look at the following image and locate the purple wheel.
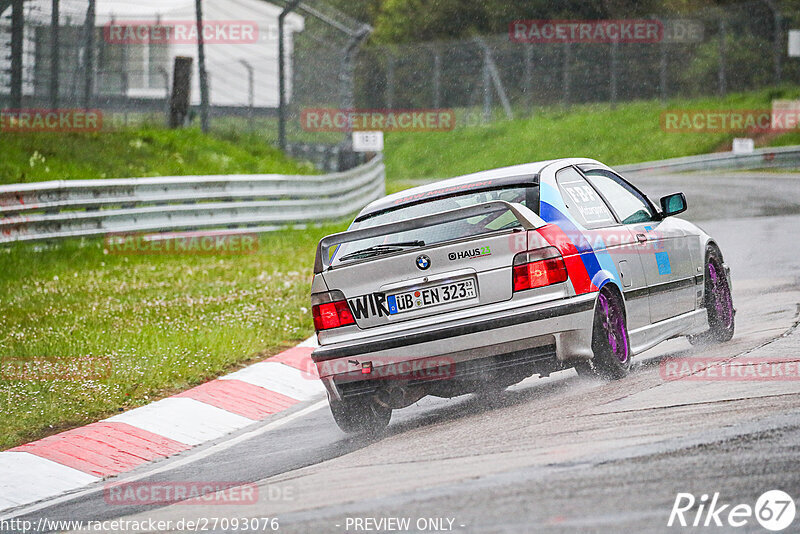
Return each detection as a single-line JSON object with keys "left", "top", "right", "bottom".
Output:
{"left": 576, "top": 289, "right": 632, "bottom": 380}
{"left": 598, "top": 293, "right": 630, "bottom": 364}
{"left": 708, "top": 260, "right": 734, "bottom": 332}
{"left": 690, "top": 247, "right": 735, "bottom": 345}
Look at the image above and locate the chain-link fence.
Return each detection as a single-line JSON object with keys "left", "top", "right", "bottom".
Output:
{"left": 280, "top": 2, "right": 370, "bottom": 170}
{"left": 1, "top": 0, "right": 798, "bottom": 169}
{"left": 0, "top": 0, "right": 368, "bottom": 170}
{"left": 355, "top": 1, "right": 799, "bottom": 123}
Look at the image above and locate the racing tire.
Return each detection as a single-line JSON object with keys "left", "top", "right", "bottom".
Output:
{"left": 575, "top": 289, "right": 632, "bottom": 380}
{"left": 329, "top": 396, "right": 392, "bottom": 435}
{"left": 688, "top": 247, "right": 735, "bottom": 345}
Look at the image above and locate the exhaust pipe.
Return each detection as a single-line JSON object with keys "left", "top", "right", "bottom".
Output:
{"left": 374, "top": 385, "right": 425, "bottom": 409}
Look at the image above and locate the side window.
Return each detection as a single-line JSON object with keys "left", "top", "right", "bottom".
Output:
{"left": 582, "top": 169, "right": 655, "bottom": 224}
{"left": 555, "top": 167, "right": 616, "bottom": 228}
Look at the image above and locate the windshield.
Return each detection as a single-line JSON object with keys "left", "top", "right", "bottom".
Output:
{"left": 333, "top": 185, "right": 537, "bottom": 264}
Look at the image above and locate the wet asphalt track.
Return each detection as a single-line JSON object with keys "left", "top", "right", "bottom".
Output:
{"left": 4, "top": 170, "right": 800, "bottom": 534}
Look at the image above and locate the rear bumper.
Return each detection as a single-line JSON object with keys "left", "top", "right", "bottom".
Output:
{"left": 312, "top": 292, "right": 597, "bottom": 400}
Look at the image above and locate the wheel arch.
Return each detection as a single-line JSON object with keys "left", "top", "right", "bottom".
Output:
{"left": 592, "top": 278, "right": 626, "bottom": 320}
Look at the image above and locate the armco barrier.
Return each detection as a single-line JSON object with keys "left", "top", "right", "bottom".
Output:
{"left": 0, "top": 155, "right": 384, "bottom": 243}
{"left": 2, "top": 146, "right": 798, "bottom": 244}
{"left": 617, "top": 145, "right": 800, "bottom": 175}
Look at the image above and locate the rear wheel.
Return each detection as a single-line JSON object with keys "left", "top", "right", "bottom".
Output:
{"left": 689, "top": 248, "right": 735, "bottom": 345}
{"left": 329, "top": 396, "right": 391, "bottom": 435}
{"left": 575, "top": 290, "right": 632, "bottom": 379}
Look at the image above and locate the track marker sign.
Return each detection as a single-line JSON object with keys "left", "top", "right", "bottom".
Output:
{"left": 732, "top": 138, "right": 754, "bottom": 154}
{"left": 789, "top": 30, "right": 800, "bottom": 57}
{"left": 352, "top": 131, "right": 384, "bottom": 152}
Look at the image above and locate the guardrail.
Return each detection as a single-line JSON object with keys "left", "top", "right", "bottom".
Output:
{"left": 0, "top": 155, "right": 384, "bottom": 244}
{"left": 3, "top": 145, "right": 798, "bottom": 245}
{"left": 617, "top": 145, "right": 800, "bottom": 175}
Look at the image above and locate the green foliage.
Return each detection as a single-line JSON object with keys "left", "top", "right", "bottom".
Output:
{"left": 675, "top": 32, "right": 775, "bottom": 95}
{"left": 325, "top": 0, "right": 742, "bottom": 44}
{"left": 0, "top": 126, "right": 316, "bottom": 185}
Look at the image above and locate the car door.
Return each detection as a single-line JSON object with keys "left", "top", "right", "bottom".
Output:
{"left": 579, "top": 166, "right": 696, "bottom": 323}
{"left": 554, "top": 166, "right": 651, "bottom": 331}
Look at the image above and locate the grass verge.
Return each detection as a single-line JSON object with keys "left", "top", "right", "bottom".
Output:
{"left": 0, "top": 225, "right": 346, "bottom": 450}
{"left": 0, "top": 126, "right": 316, "bottom": 185}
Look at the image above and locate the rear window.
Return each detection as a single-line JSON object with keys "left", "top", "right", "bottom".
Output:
{"left": 333, "top": 185, "right": 538, "bottom": 264}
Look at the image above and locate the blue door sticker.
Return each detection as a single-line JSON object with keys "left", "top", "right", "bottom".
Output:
{"left": 655, "top": 252, "right": 672, "bottom": 275}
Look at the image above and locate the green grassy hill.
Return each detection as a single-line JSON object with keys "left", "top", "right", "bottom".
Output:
{"left": 384, "top": 87, "right": 800, "bottom": 184}
{"left": 0, "top": 126, "right": 315, "bottom": 185}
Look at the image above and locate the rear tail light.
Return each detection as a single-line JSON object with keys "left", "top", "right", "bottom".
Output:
{"left": 513, "top": 247, "right": 568, "bottom": 292}
{"left": 311, "top": 290, "right": 355, "bottom": 331}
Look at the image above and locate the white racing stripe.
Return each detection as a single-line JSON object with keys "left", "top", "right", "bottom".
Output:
{"left": 0, "top": 452, "right": 98, "bottom": 510}
{"left": 220, "top": 362, "right": 325, "bottom": 401}
{"left": 105, "top": 398, "right": 253, "bottom": 446}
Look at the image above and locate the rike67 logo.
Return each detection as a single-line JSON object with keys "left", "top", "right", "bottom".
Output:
{"left": 668, "top": 490, "right": 796, "bottom": 531}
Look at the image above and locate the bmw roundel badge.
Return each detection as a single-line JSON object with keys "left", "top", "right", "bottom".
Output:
{"left": 416, "top": 254, "right": 431, "bottom": 270}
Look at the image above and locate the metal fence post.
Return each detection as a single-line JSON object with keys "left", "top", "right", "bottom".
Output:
{"left": 195, "top": 0, "right": 210, "bottom": 132}
{"left": 386, "top": 52, "right": 395, "bottom": 109}
{"left": 432, "top": 47, "right": 441, "bottom": 109}
{"left": 10, "top": 0, "right": 24, "bottom": 109}
{"left": 240, "top": 59, "right": 255, "bottom": 128}
{"left": 121, "top": 71, "right": 129, "bottom": 127}
{"left": 83, "top": 0, "right": 95, "bottom": 109}
{"left": 50, "top": 0, "right": 60, "bottom": 109}
{"left": 278, "top": 0, "right": 300, "bottom": 151}
{"left": 762, "top": 0, "right": 782, "bottom": 84}
{"left": 482, "top": 43, "right": 491, "bottom": 123}
{"left": 562, "top": 42, "right": 571, "bottom": 107}
{"left": 523, "top": 44, "right": 533, "bottom": 115}
{"left": 158, "top": 66, "right": 170, "bottom": 119}
{"left": 718, "top": 18, "right": 727, "bottom": 96}
{"left": 340, "top": 26, "right": 370, "bottom": 156}
{"left": 610, "top": 40, "right": 618, "bottom": 109}
{"left": 659, "top": 39, "right": 667, "bottom": 104}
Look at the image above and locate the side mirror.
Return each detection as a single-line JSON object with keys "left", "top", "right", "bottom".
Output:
{"left": 660, "top": 192, "right": 687, "bottom": 217}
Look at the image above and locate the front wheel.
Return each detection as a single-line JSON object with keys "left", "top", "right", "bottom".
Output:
{"left": 575, "top": 290, "right": 632, "bottom": 380}
{"left": 689, "top": 248, "right": 735, "bottom": 345}
{"left": 329, "top": 396, "right": 391, "bottom": 435}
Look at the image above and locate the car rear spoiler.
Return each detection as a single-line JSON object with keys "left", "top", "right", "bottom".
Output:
{"left": 314, "top": 200, "right": 545, "bottom": 274}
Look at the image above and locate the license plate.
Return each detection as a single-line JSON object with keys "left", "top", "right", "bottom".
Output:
{"left": 387, "top": 279, "right": 477, "bottom": 315}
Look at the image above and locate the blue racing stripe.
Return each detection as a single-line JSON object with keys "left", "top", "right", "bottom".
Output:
{"left": 540, "top": 181, "right": 620, "bottom": 289}
{"left": 540, "top": 201, "right": 604, "bottom": 279}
